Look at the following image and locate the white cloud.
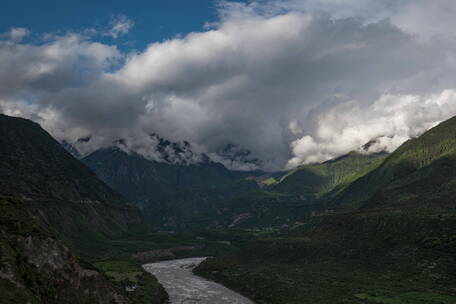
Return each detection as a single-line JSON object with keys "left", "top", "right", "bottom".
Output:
{"left": 105, "top": 14, "right": 134, "bottom": 39}
{"left": 287, "top": 90, "right": 456, "bottom": 168}
{"left": 9, "top": 27, "right": 30, "bottom": 41}
{"left": 0, "top": 33, "right": 120, "bottom": 97}
{"left": 2, "top": 1, "right": 456, "bottom": 171}
{"left": 288, "top": 120, "right": 303, "bottom": 136}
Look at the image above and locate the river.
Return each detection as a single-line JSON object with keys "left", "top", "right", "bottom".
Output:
{"left": 143, "top": 257, "right": 254, "bottom": 304}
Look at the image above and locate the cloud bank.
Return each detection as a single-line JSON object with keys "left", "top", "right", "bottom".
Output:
{"left": 287, "top": 90, "right": 456, "bottom": 167}
{"left": 2, "top": 0, "right": 456, "bottom": 170}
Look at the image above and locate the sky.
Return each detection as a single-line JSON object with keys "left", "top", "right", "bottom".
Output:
{"left": 1, "top": 0, "right": 223, "bottom": 50}
{"left": 2, "top": 0, "right": 456, "bottom": 171}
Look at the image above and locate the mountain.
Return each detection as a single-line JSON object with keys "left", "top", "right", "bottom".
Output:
{"left": 0, "top": 196, "right": 129, "bottom": 304}
{"left": 81, "top": 140, "right": 389, "bottom": 232}
{"left": 194, "top": 116, "right": 456, "bottom": 304}
{"left": 0, "top": 114, "right": 168, "bottom": 303}
{"left": 215, "top": 143, "right": 262, "bottom": 170}
{"left": 150, "top": 133, "right": 207, "bottom": 165}
{"left": 143, "top": 188, "right": 315, "bottom": 232}
{"left": 61, "top": 136, "right": 91, "bottom": 158}
{"left": 273, "top": 151, "right": 387, "bottom": 199}
{"left": 81, "top": 144, "right": 308, "bottom": 231}
{"left": 144, "top": 151, "right": 388, "bottom": 232}
{"left": 334, "top": 116, "right": 456, "bottom": 211}
{"left": 81, "top": 146, "right": 261, "bottom": 206}
{"left": 61, "top": 139, "right": 82, "bottom": 158}
{"left": 0, "top": 114, "right": 143, "bottom": 251}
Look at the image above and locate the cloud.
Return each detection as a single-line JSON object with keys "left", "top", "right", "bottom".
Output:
{"left": 105, "top": 14, "right": 134, "bottom": 39}
{"left": 287, "top": 90, "right": 456, "bottom": 167}
{"left": 9, "top": 27, "right": 30, "bottom": 41}
{"left": 106, "top": 10, "right": 452, "bottom": 169}
{"left": 0, "top": 32, "right": 120, "bottom": 98}
{"left": 217, "top": 0, "right": 456, "bottom": 39}
{"left": 2, "top": 1, "right": 456, "bottom": 171}
{"left": 0, "top": 27, "right": 30, "bottom": 42}
{"left": 288, "top": 120, "right": 303, "bottom": 136}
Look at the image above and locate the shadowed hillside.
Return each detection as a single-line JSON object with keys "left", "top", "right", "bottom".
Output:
{"left": 0, "top": 114, "right": 144, "bottom": 251}
{"left": 82, "top": 146, "right": 259, "bottom": 206}
{"left": 195, "top": 116, "right": 456, "bottom": 304}
{"left": 0, "top": 114, "right": 170, "bottom": 304}
{"left": 0, "top": 196, "right": 130, "bottom": 304}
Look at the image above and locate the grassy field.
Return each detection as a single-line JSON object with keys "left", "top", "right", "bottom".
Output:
{"left": 94, "top": 260, "right": 168, "bottom": 304}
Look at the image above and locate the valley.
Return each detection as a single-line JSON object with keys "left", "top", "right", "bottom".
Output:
{"left": 83, "top": 115, "right": 456, "bottom": 303}
{"left": 3, "top": 2, "right": 456, "bottom": 303}
{"left": 1, "top": 113, "right": 456, "bottom": 304}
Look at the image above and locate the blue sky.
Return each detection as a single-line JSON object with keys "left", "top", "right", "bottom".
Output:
{"left": 1, "top": 0, "right": 233, "bottom": 50}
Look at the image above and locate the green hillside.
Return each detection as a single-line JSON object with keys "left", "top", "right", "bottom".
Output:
{"left": 145, "top": 188, "right": 316, "bottom": 232}
{"left": 335, "top": 116, "right": 456, "bottom": 211}
{"left": 194, "top": 116, "right": 456, "bottom": 304}
{"left": 196, "top": 211, "right": 456, "bottom": 304}
{"left": 274, "top": 151, "right": 387, "bottom": 198}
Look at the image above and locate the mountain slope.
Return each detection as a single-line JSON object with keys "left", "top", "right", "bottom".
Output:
{"left": 144, "top": 189, "right": 314, "bottom": 231}
{"left": 0, "top": 114, "right": 129, "bottom": 203}
{"left": 0, "top": 114, "right": 143, "bottom": 251}
{"left": 81, "top": 147, "right": 258, "bottom": 205}
{"left": 196, "top": 211, "right": 456, "bottom": 304}
{"left": 0, "top": 196, "right": 129, "bottom": 304}
{"left": 194, "top": 116, "right": 456, "bottom": 304}
{"left": 335, "top": 116, "right": 456, "bottom": 211}
{"left": 0, "top": 114, "right": 170, "bottom": 303}
{"left": 274, "top": 151, "right": 387, "bottom": 199}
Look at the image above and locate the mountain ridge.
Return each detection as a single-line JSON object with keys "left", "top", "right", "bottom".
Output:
{"left": 333, "top": 115, "right": 456, "bottom": 211}
{"left": 81, "top": 145, "right": 264, "bottom": 206}
{"left": 0, "top": 114, "right": 170, "bottom": 304}
{"left": 194, "top": 115, "right": 456, "bottom": 304}
{"left": 0, "top": 114, "right": 143, "bottom": 249}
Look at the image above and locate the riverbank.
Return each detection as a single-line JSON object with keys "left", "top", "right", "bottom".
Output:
{"left": 94, "top": 259, "right": 169, "bottom": 304}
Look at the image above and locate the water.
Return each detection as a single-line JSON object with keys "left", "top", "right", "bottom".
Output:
{"left": 143, "top": 257, "right": 254, "bottom": 304}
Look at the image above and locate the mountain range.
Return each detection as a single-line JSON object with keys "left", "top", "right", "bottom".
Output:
{"left": 0, "top": 115, "right": 144, "bottom": 250}
{"left": 81, "top": 146, "right": 257, "bottom": 206}
{"left": 78, "top": 137, "right": 387, "bottom": 232}
{"left": 0, "top": 114, "right": 166, "bottom": 304}
{"left": 2, "top": 112, "right": 456, "bottom": 304}
{"left": 195, "top": 116, "right": 456, "bottom": 304}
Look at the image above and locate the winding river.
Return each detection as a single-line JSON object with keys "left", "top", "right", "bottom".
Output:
{"left": 143, "top": 257, "right": 254, "bottom": 304}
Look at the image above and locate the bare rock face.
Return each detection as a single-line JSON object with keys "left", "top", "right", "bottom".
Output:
{"left": 24, "top": 236, "right": 128, "bottom": 304}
